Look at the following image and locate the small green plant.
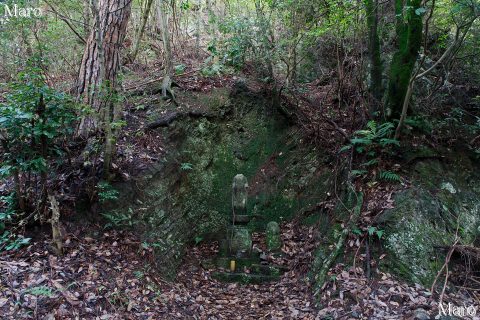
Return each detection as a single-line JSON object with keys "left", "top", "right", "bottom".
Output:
{"left": 24, "top": 286, "right": 54, "bottom": 298}
{"left": 101, "top": 208, "right": 136, "bottom": 228}
{"left": 341, "top": 121, "right": 399, "bottom": 154}
{"left": 0, "top": 193, "right": 32, "bottom": 252}
{"left": 135, "top": 104, "right": 146, "bottom": 111}
{"left": 201, "top": 61, "right": 224, "bottom": 77}
{"left": 180, "top": 163, "right": 193, "bottom": 171}
{"left": 367, "top": 226, "right": 384, "bottom": 239}
{"left": 404, "top": 116, "right": 433, "bottom": 134}
{"left": 352, "top": 226, "right": 384, "bottom": 239}
{"left": 379, "top": 170, "right": 401, "bottom": 182}
{"left": 180, "top": 0, "right": 190, "bottom": 10}
{"left": 97, "top": 181, "right": 119, "bottom": 203}
{"left": 174, "top": 64, "right": 187, "bottom": 74}
{"left": 194, "top": 236, "right": 203, "bottom": 245}
{"left": 0, "top": 193, "right": 16, "bottom": 233}
{"left": 350, "top": 169, "right": 367, "bottom": 178}
{"left": 342, "top": 121, "right": 401, "bottom": 183}
{"left": 0, "top": 232, "right": 31, "bottom": 251}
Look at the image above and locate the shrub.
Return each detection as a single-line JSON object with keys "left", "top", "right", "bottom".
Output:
{"left": 0, "top": 58, "right": 78, "bottom": 218}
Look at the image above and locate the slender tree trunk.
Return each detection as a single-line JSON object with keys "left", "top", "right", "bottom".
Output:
{"left": 254, "top": 0, "right": 274, "bottom": 80}
{"left": 13, "top": 171, "right": 25, "bottom": 212}
{"left": 103, "top": 99, "right": 122, "bottom": 180}
{"left": 131, "top": 0, "right": 155, "bottom": 63}
{"left": 395, "top": 18, "right": 476, "bottom": 139}
{"left": 76, "top": 0, "right": 132, "bottom": 136}
{"left": 365, "top": 0, "right": 383, "bottom": 116}
{"left": 83, "top": 0, "right": 90, "bottom": 37}
{"left": 205, "top": 0, "right": 212, "bottom": 35}
{"left": 195, "top": 0, "right": 203, "bottom": 58}
{"left": 157, "top": 0, "right": 173, "bottom": 76}
{"left": 36, "top": 94, "right": 49, "bottom": 219}
{"left": 386, "top": 0, "right": 423, "bottom": 119}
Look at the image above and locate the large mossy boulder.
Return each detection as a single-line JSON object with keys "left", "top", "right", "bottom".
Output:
{"left": 380, "top": 152, "right": 480, "bottom": 285}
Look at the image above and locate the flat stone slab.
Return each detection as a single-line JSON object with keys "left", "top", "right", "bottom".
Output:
{"left": 214, "top": 256, "right": 260, "bottom": 270}
{"left": 250, "top": 264, "right": 287, "bottom": 276}
{"left": 212, "top": 271, "right": 280, "bottom": 284}
{"left": 232, "top": 214, "right": 251, "bottom": 224}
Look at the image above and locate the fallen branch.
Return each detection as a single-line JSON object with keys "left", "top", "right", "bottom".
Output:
{"left": 435, "top": 244, "right": 480, "bottom": 261}
{"left": 431, "top": 238, "right": 459, "bottom": 304}
{"left": 296, "top": 94, "right": 349, "bottom": 142}
{"left": 51, "top": 280, "right": 81, "bottom": 306}
{"left": 124, "top": 69, "right": 198, "bottom": 92}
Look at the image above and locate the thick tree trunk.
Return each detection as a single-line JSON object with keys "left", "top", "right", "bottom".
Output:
{"left": 386, "top": 0, "right": 423, "bottom": 119}
{"left": 365, "top": 0, "right": 383, "bottom": 116}
{"left": 76, "top": 0, "right": 132, "bottom": 135}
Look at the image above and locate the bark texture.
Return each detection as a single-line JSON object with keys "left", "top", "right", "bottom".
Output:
{"left": 386, "top": 0, "right": 423, "bottom": 119}
{"left": 157, "top": 0, "right": 173, "bottom": 76}
{"left": 76, "top": 0, "right": 132, "bottom": 115}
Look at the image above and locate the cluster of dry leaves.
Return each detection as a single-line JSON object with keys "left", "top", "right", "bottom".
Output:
{"left": 1, "top": 220, "right": 476, "bottom": 319}
{"left": 317, "top": 264, "right": 477, "bottom": 319}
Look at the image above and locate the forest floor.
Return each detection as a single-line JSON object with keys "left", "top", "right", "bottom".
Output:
{"left": 0, "top": 220, "right": 472, "bottom": 319}
{"left": 1, "top": 65, "right": 478, "bottom": 319}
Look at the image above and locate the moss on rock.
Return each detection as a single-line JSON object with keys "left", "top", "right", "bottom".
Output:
{"left": 380, "top": 154, "right": 480, "bottom": 286}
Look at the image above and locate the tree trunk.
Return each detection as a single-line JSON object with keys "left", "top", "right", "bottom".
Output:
{"left": 76, "top": 0, "right": 132, "bottom": 136}
{"left": 103, "top": 98, "right": 122, "bottom": 180}
{"left": 83, "top": 0, "right": 91, "bottom": 38}
{"left": 365, "top": 0, "right": 383, "bottom": 116}
{"left": 157, "top": 0, "right": 173, "bottom": 76}
{"left": 386, "top": 0, "right": 423, "bottom": 119}
{"left": 195, "top": 0, "right": 203, "bottom": 58}
{"left": 131, "top": 0, "right": 155, "bottom": 63}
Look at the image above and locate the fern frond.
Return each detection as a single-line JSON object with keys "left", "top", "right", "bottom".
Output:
{"left": 350, "top": 138, "right": 372, "bottom": 145}
{"left": 367, "top": 120, "right": 377, "bottom": 133}
{"left": 339, "top": 145, "right": 352, "bottom": 152}
{"left": 356, "top": 130, "right": 374, "bottom": 138}
{"left": 379, "top": 138, "right": 400, "bottom": 147}
{"left": 379, "top": 170, "right": 401, "bottom": 182}
{"left": 361, "top": 159, "right": 378, "bottom": 167}
{"left": 376, "top": 122, "right": 394, "bottom": 138}
{"left": 351, "top": 169, "right": 367, "bottom": 177}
